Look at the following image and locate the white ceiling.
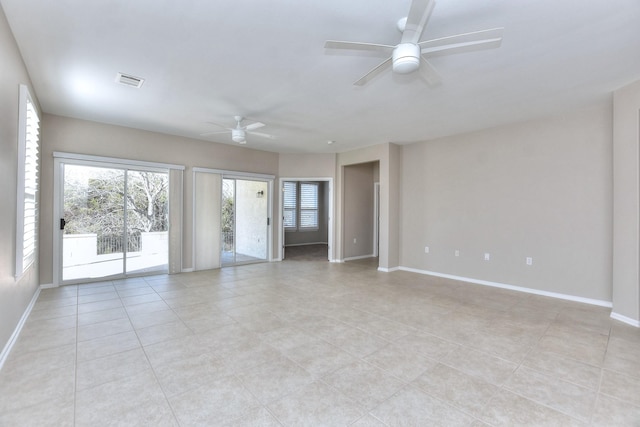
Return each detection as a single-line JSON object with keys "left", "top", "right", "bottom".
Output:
{"left": 3, "top": 0, "right": 640, "bottom": 153}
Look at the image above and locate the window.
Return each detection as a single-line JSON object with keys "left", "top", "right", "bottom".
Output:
{"left": 16, "top": 84, "right": 40, "bottom": 277}
{"left": 299, "top": 182, "right": 318, "bottom": 229}
{"left": 283, "top": 181, "right": 319, "bottom": 231}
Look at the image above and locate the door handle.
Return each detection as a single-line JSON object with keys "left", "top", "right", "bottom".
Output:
{"left": 60, "top": 218, "right": 66, "bottom": 230}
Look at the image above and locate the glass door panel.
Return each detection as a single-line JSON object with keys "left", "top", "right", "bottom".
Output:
{"left": 62, "top": 164, "right": 125, "bottom": 281}
{"left": 221, "top": 178, "right": 268, "bottom": 266}
{"left": 125, "top": 170, "right": 169, "bottom": 274}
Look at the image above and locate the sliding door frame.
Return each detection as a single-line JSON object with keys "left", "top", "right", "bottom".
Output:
{"left": 53, "top": 152, "right": 184, "bottom": 286}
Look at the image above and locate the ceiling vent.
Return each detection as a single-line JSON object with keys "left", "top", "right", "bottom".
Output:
{"left": 115, "top": 72, "right": 144, "bottom": 88}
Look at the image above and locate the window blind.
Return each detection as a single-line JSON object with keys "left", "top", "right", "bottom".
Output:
{"left": 283, "top": 181, "right": 297, "bottom": 229}
{"left": 16, "top": 85, "right": 40, "bottom": 276}
{"left": 299, "top": 183, "right": 318, "bottom": 229}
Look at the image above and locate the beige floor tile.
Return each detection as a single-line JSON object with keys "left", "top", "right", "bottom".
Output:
{"left": 129, "top": 308, "right": 181, "bottom": 329}
{"left": 442, "top": 346, "right": 518, "bottom": 386}
{"left": 522, "top": 348, "right": 601, "bottom": 390}
{"left": 77, "top": 306, "right": 128, "bottom": 326}
{"left": 364, "top": 342, "right": 438, "bottom": 382}
{"left": 503, "top": 366, "right": 596, "bottom": 422}
{"left": 116, "top": 285, "right": 155, "bottom": 298}
{"left": 0, "top": 397, "right": 74, "bottom": 427}
{"left": 136, "top": 319, "right": 193, "bottom": 346}
{"left": 1, "top": 343, "right": 75, "bottom": 379}
{"left": 32, "top": 295, "right": 77, "bottom": 311}
{"left": 78, "top": 290, "right": 119, "bottom": 304}
{"left": 10, "top": 326, "right": 76, "bottom": 354}
{"left": 77, "top": 316, "right": 133, "bottom": 341}
{"left": 237, "top": 356, "right": 314, "bottom": 404}
{"left": 169, "top": 374, "right": 261, "bottom": 425}
{"left": 222, "top": 407, "right": 282, "bottom": 427}
{"left": 77, "top": 330, "right": 141, "bottom": 362}
{"left": 143, "top": 334, "right": 211, "bottom": 367}
{"left": 600, "top": 369, "right": 640, "bottom": 407}
{"left": 259, "top": 326, "right": 316, "bottom": 351}
{"left": 21, "top": 314, "right": 77, "bottom": 335}
{"left": 481, "top": 389, "right": 584, "bottom": 426}
{"left": 0, "top": 363, "right": 75, "bottom": 413}
{"left": 77, "top": 298, "right": 124, "bottom": 314}
{"left": 350, "top": 414, "right": 388, "bottom": 426}
{"left": 413, "top": 363, "right": 499, "bottom": 417}
{"left": 75, "top": 369, "right": 177, "bottom": 427}
{"left": 76, "top": 347, "right": 152, "bottom": 391}
{"left": 370, "top": 385, "right": 474, "bottom": 426}
{"left": 281, "top": 339, "right": 357, "bottom": 378}
{"left": 536, "top": 335, "right": 606, "bottom": 367}
{"left": 26, "top": 303, "right": 77, "bottom": 321}
{"left": 268, "top": 380, "right": 364, "bottom": 426}
{"left": 124, "top": 299, "right": 171, "bottom": 316}
{"left": 153, "top": 352, "right": 233, "bottom": 397}
{"left": 322, "top": 360, "right": 405, "bottom": 410}
{"left": 603, "top": 336, "right": 640, "bottom": 376}
{"left": 591, "top": 394, "right": 640, "bottom": 426}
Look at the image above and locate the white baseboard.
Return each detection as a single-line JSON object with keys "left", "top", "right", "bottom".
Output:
{"left": 181, "top": 268, "right": 194, "bottom": 273}
{"left": 610, "top": 312, "right": 640, "bottom": 328}
{"left": 344, "top": 254, "right": 375, "bottom": 262}
{"left": 0, "top": 287, "right": 41, "bottom": 371}
{"left": 397, "top": 266, "right": 613, "bottom": 309}
{"left": 330, "top": 259, "right": 343, "bottom": 263}
{"left": 40, "top": 283, "right": 57, "bottom": 289}
{"left": 378, "top": 266, "right": 400, "bottom": 273}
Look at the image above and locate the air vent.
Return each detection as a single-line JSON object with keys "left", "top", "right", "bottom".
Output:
{"left": 115, "top": 72, "right": 144, "bottom": 88}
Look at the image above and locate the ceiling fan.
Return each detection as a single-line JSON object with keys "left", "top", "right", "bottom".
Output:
{"left": 201, "top": 116, "right": 275, "bottom": 144}
{"left": 324, "top": 0, "right": 504, "bottom": 86}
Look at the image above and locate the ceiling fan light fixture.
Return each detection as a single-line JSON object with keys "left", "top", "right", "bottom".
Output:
{"left": 232, "top": 128, "right": 245, "bottom": 143}
{"left": 392, "top": 43, "right": 420, "bottom": 74}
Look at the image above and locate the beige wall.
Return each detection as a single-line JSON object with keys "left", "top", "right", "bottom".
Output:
{"left": 343, "top": 163, "right": 376, "bottom": 259}
{"left": 612, "top": 79, "right": 640, "bottom": 322}
{"left": 39, "top": 114, "right": 279, "bottom": 283}
{"left": 400, "top": 103, "right": 613, "bottom": 301}
{"left": 279, "top": 153, "right": 336, "bottom": 178}
{"left": 0, "top": 5, "right": 41, "bottom": 354}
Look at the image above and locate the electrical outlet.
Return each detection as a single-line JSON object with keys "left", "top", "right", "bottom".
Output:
{"left": 526, "top": 257, "right": 533, "bottom": 266}
{"left": 353, "top": 238, "right": 357, "bottom": 244}
{"left": 424, "top": 246, "right": 429, "bottom": 253}
{"left": 454, "top": 250, "right": 460, "bottom": 257}
{"left": 484, "top": 253, "right": 490, "bottom": 261}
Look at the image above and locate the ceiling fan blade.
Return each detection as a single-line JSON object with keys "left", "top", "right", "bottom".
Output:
{"left": 247, "top": 131, "right": 276, "bottom": 140}
{"left": 419, "top": 57, "right": 441, "bottom": 86}
{"left": 401, "top": 0, "right": 436, "bottom": 44}
{"left": 419, "top": 28, "right": 503, "bottom": 50}
{"left": 354, "top": 57, "right": 393, "bottom": 86}
{"left": 422, "top": 37, "right": 503, "bottom": 57}
{"left": 244, "top": 122, "right": 265, "bottom": 131}
{"left": 205, "top": 121, "right": 231, "bottom": 129}
{"left": 200, "top": 130, "right": 230, "bottom": 137}
{"left": 325, "top": 40, "right": 394, "bottom": 55}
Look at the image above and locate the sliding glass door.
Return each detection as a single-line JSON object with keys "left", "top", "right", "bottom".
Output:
{"left": 60, "top": 162, "right": 169, "bottom": 283}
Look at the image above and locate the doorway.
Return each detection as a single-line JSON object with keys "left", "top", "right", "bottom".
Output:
{"left": 221, "top": 178, "right": 269, "bottom": 266}
{"left": 279, "top": 178, "right": 333, "bottom": 261}
{"left": 58, "top": 162, "right": 169, "bottom": 283}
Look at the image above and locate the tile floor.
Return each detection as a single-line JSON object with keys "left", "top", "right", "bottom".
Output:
{"left": 1, "top": 258, "right": 639, "bottom": 426}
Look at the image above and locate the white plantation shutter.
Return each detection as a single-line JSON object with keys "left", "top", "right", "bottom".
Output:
{"left": 16, "top": 85, "right": 40, "bottom": 276}
{"left": 283, "top": 181, "right": 297, "bottom": 229}
{"left": 299, "top": 183, "right": 318, "bottom": 229}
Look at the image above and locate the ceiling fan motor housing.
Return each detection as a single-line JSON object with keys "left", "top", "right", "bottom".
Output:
{"left": 232, "top": 128, "right": 246, "bottom": 143}
{"left": 392, "top": 43, "right": 420, "bottom": 74}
